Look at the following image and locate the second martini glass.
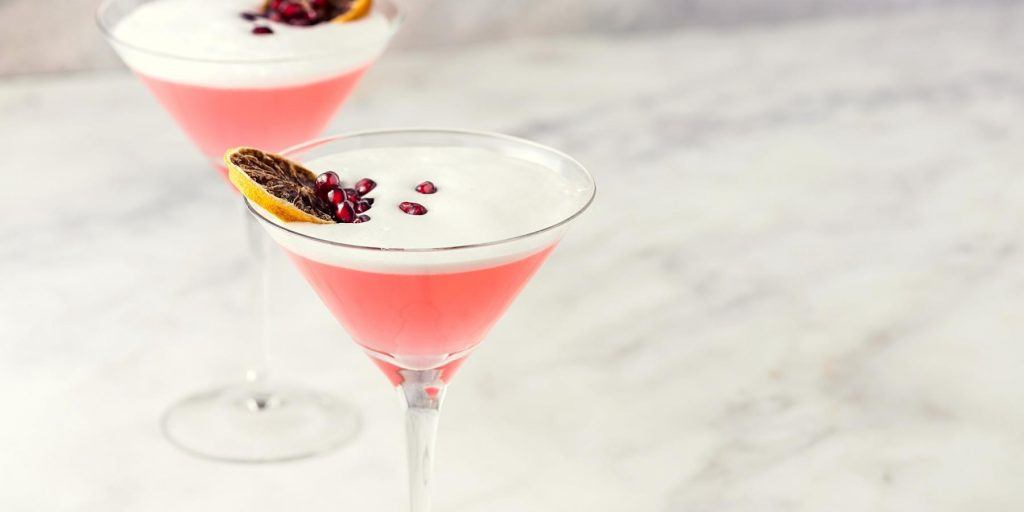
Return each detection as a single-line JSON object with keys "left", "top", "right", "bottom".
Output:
{"left": 245, "top": 129, "right": 595, "bottom": 511}
{"left": 97, "top": 0, "right": 403, "bottom": 462}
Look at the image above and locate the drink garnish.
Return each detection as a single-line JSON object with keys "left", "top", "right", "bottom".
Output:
{"left": 325, "top": 188, "right": 346, "bottom": 205}
{"left": 399, "top": 201, "right": 428, "bottom": 215}
{"left": 355, "top": 177, "right": 377, "bottom": 195}
{"left": 252, "top": 0, "right": 372, "bottom": 29}
{"left": 225, "top": 147, "right": 334, "bottom": 224}
{"left": 341, "top": 188, "right": 361, "bottom": 202}
{"left": 319, "top": 176, "right": 375, "bottom": 223}
{"left": 331, "top": 0, "right": 372, "bottom": 23}
{"left": 335, "top": 201, "right": 356, "bottom": 223}
{"left": 226, "top": 147, "right": 378, "bottom": 224}
{"left": 415, "top": 181, "right": 437, "bottom": 194}
{"left": 315, "top": 170, "right": 342, "bottom": 199}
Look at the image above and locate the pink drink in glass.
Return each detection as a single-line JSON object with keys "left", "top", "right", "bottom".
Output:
{"left": 98, "top": 0, "right": 403, "bottom": 463}
{"left": 246, "top": 130, "right": 595, "bottom": 511}
{"left": 286, "top": 246, "right": 555, "bottom": 385}
{"left": 136, "top": 65, "right": 370, "bottom": 177}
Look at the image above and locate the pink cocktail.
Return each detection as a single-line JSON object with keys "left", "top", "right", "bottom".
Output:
{"left": 104, "top": 0, "right": 398, "bottom": 170}
{"left": 287, "top": 245, "right": 555, "bottom": 385}
{"left": 137, "top": 66, "right": 369, "bottom": 174}
{"left": 246, "top": 129, "right": 595, "bottom": 512}
{"left": 97, "top": 0, "right": 403, "bottom": 463}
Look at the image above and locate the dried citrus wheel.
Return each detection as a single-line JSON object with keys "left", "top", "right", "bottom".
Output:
{"left": 331, "top": 0, "right": 372, "bottom": 22}
{"left": 225, "top": 147, "right": 334, "bottom": 224}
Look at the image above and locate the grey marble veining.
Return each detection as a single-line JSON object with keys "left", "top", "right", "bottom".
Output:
{"left": 3, "top": 4, "right": 1024, "bottom": 511}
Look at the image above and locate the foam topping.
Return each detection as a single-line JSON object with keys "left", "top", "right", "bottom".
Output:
{"left": 257, "top": 146, "right": 593, "bottom": 273}
{"left": 110, "top": 0, "right": 393, "bottom": 87}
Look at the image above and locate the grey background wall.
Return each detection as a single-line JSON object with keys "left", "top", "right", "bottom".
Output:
{"left": 0, "top": 0, "right": 1016, "bottom": 76}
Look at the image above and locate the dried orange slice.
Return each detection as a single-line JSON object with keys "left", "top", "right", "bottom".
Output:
{"left": 332, "top": 0, "right": 372, "bottom": 23}
{"left": 225, "top": 147, "right": 334, "bottom": 224}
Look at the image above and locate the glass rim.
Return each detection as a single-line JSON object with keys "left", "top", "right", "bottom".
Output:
{"left": 245, "top": 128, "right": 597, "bottom": 253}
{"left": 95, "top": 0, "right": 404, "bottom": 64}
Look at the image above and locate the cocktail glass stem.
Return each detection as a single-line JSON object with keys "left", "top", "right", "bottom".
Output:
{"left": 242, "top": 208, "right": 273, "bottom": 407}
{"left": 399, "top": 369, "right": 447, "bottom": 512}
{"left": 244, "top": 208, "right": 271, "bottom": 383}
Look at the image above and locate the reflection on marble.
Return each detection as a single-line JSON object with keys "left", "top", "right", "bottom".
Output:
{"left": 2, "top": 4, "right": 1024, "bottom": 511}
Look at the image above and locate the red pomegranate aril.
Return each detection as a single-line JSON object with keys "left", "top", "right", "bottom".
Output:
{"left": 325, "top": 188, "right": 346, "bottom": 205}
{"left": 315, "top": 171, "right": 341, "bottom": 199}
{"left": 354, "top": 200, "right": 371, "bottom": 213}
{"left": 415, "top": 181, "right": 437, "bottom": 194}
{"left": 363, "top": 197, "right": 374, "bottom": 206}
{"left": 252, "top": 25, "right": 274, "bottom": 35}
{"left": 353, "top": 215, "right": 371, "bottom": 223}
{"left": 263, "top": 0, "right": 342, "bottom": 26}
{"left": 399, "top": 202, "right": 428, "bottom": 215}
{"left": 335, "top": 201, "right": 356, "bottom": 223}
{"left": 342, "top": 188, "right": 361, "bottom": 202}
{"left": 355, "top": 178, "right": 377, "bottom": 195}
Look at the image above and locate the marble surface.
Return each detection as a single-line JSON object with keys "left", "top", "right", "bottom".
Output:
{"left": 3, "top": 4, "right": 1024, "bottom": 511}
{"left": 4, "top": 0, "right": 1011, "bottom": 75}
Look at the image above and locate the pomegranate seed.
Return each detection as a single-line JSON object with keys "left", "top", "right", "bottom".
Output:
{"left": 252, "top": 25, "right": 274, "bottom": 35}
{"left": 353, "top": 215, "right": 371, "bottom": 223}
{"left": 315, "top": 171, "right": 341, "bottom": 199}
{"left": 354, "top": 200, "right": 371, "bottom": 213}
{"left": 342, "top": 188, "right": 361, "bottom": 202}
{"left": 263, "top": 0, "right": 335, "bottom": 25}
{"left": 363, "top": 197, "right": 374, "bottom": 206}
{"left": 262, "top": 0, "right": 350, "bottom": 26}
{"left": 415, "top": 181, "right": 437, "bottom": 194}
{"left": 399, "top": 202, "right": 428, "bottom": 215}
{"left": 325, "top": 188, "right": 346, "bottom": 205}
{"left": 355, "top": 178, "right": 377, "bottom": 195}
{"left": 335, "top": 201, "right": 356, "bottom": 223}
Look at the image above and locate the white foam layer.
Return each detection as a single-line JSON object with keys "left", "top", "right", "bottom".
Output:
{"left": 255, "top": 146, "right": 592, "bottom": 274}
{"left": 111, "top": 0, "right": 393, "bottom": 88}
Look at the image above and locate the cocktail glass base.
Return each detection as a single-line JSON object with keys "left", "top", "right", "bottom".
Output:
{"left": 161, "top": 384, "right": 359, "bottom": 463}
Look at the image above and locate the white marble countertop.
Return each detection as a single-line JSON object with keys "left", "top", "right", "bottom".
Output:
{"left": 3, "top": 4, "right": 1024, "bottom": 511}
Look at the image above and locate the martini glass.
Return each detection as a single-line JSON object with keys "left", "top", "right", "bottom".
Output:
{"left": 97, "top": 0, "right": 403, "bottom": 462}
{"left": 247, "top": 129, "right": 596, "bottom": 511}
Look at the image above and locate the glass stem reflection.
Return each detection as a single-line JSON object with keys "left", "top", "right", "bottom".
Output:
{"left": 399, "top": 369, "right": 447, "bottom": 512}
